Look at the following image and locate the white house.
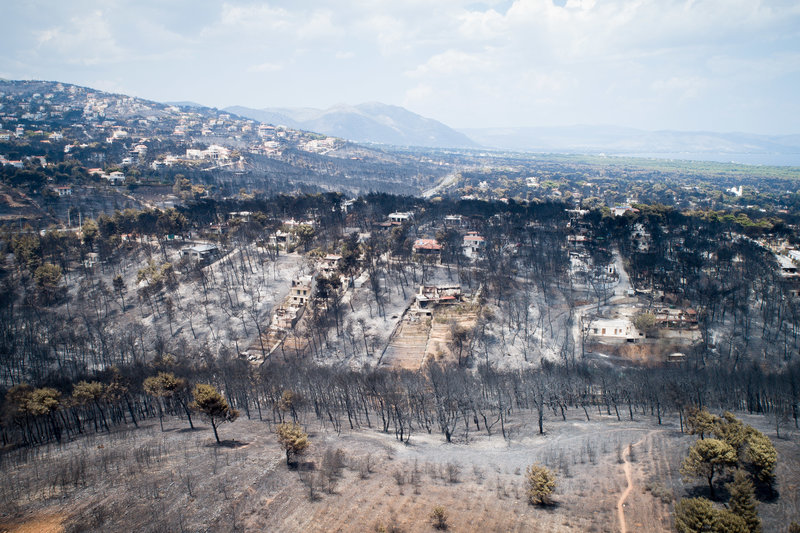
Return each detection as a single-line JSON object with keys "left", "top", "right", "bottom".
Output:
{"left": 444, "top": 214, "right": 464, "bottom": 227}
{"left": 612, "top": 205, "right": 638, "bottom": 217}
{"left": 727, "top": 186, "right": 743, "bottom": 197}
{"left": 320, "top": 254, "right": 342, "bottom": 277}
{"left": 341, "top": 199, "right": 356, "bottom": 213}
{"left": 587, "top": 318, "right": 641, "bottom": 341}
{"left": 106, "top": 171, "right": 125, "bottom": 185}
{"left": 776, "top": 255, "right": 799, "bottom": 277}
{"left": 180, "top": 243, "right": 220, "bottom": 263}
{"left": 388, "top": 211, "right": 413, "bottom": 224}
{"left": 462, "top": 232, "right": 485, "bottom": 260}
{"left": 290, "top": 276, "right": 314, "bottom": 307}
{"left": 204, "top": 145, "right": 230, "bottom": 161}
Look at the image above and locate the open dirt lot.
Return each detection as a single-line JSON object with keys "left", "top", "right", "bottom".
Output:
{"left": 2, "top": 410, "right": 797, "bottom": 532}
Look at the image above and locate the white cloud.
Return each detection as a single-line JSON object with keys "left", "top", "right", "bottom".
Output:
{"left": 2, "top": 0, "right": 799, "bottom": 132}
{"left": 247, "top": 62, "right": 283, "bottom": 73}
{"left": 407, "top": 49, "right": 494, "bottom": 78}
{"left": 213, "top": 3, "right": 342, "bottom": 41}
{"left": 218, "top": 4, "right": 293, "bottom": 32}
{"left": 35, "top": 10, "right": 125, "bottom": 66}
{"left": 403, "top": 83, "right": 434, "bottom": 106}
{"left": 296, "top": 9, "right": 342, "bottom": 40}
{"left": 650, "top": 76, "right": 709, "bottom": 101}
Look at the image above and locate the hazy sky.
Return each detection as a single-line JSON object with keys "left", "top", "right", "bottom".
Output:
{"left": 2, "top": 0, "right": 799, "bottom": 134}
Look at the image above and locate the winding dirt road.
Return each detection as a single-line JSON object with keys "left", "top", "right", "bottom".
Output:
{"left": 616, "top": 433, "right": 650, "bottom": 533}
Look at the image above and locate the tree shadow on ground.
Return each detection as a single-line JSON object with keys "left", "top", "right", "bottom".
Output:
{"left": 537, "top": 501, "right": 563, "bottom": 512}
{"left": 755, "top": 484, "right": 779, "bottom": 502}
{"left": 683, "top": 476, "right": 778, "bottom": 503}
{"left": 205, "top": 439, "right": 249, "bottom": 448}
{"left": 177, "top": 426, "right": 204, "bottom": 433}
{"left": 294, "top": 460, "right": 316, "bottom": 471}
{"left": 684, "top": 484, "right": 717, "bottom": 501}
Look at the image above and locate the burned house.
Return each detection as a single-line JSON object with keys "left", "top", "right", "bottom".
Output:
{"left": 180, "top": 243, "right": 220, "bottom": 264}
{"left": 412, "top": 238, "right": 442, "bottom": 258}
{"left": 413, "top": 285, "right": 462, "bottom": 316}
{"left": 290, "top": 276, "right": 314, "bottom": 307}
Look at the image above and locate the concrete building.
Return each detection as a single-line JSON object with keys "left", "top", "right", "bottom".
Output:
{"left": 586, "top": 318, "right": 641, "bottom": 342}
{"left": 388, "top": 211, "right": 413, "bottom": 224}
{"left": 290, "top": 276, "right": 314, "bottom": 307}
{"left": 462, "top": 232, "right": 485, "bottom": 260}
{"left": 180, "top": 243, "right": 219, "bottom": 263}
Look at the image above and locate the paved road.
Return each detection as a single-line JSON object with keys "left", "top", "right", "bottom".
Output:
{"left": 422, "top": 172, "right": 459, "bottom": 198}
{"left": 612, "top": 249, "right": 632, "bottom": 300}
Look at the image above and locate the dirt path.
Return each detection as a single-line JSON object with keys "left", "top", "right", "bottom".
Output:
{"left": 616, "top": 432, "right": 652, "bottom": 533}
{"left": 0, "top": 513, "right": 66, "bottom": 533}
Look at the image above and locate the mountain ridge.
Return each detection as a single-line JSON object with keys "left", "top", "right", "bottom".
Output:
{"left": 225, "top": 102, "right": 479, "bottom": 149}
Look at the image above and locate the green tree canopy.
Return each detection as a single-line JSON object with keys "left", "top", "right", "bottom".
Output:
{"left": 525, "top": 463, "right": 557, "bottom": 506}
{"left": 633, "top": 311, "right": 657, "bottom": 337}
{"left": 12, "top": 234, "right": 42, "bottom": 272}
{"left": 712, "top": 411, "right": 777, "bottom": 487}
{"left": 680, "top": 438, "right": 738, "bottom": 499}
{"left": 713, "top": 412, "right": 748, "bottom": 452}
{"left": 26, "top": 387, "right": 62, "bottom": 416}
{"left": 726, "top": 470, "right": 761, "bottom": 533}
{"left": 275, "top": 421, "right": 309, "bottom": 467}
{"left": 675, "top": 497, "right": 716, "bottom": 533}
{"left": 686, "top": 407, "right": 719, "bottom": 440}
{"left": 294, "top": 224, "right": 315, "bottom": 251}
{"left": 743, "top": 430, "right": 777, "bottom": 487}
{"left": 713, "top": 510, "right": 749, "bottom": 533}
{"left": 72, "top": 380, "right": 104, "bottom": 403}
{"left": 191, "top": 384, "right": 238, "bottom": 444}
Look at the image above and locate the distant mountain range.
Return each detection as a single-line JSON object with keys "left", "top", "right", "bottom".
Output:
{"left": 225, "top": 102, "right": 479, "bottom": 149}
{"left": 10, "top": 76, "right": 792, "bottom": 163}
{"left": 460, "top": 125, "right": 800, "bottom": 163}
{"left": 226, "top": 102, "right": 799, "bottom": 164}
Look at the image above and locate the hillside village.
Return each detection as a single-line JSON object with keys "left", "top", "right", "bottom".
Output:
{"left": 0, "top": 80, "right": 453, "bottom": 210}
{"left": 3, "top": 182, "right": 800, "bottom": 384}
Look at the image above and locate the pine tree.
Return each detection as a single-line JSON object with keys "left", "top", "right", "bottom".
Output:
{"left": 713, "top": 510, "right": 749, "bottom": 533}
{"left": 191, "top": 384, "right": 239, "bottom": 444}
{"left": 680, "top": 438, "right": 738, "bottom": 499}
{"left": 674, "top": 497, "right": 715, "bottom": 533}
{"left": 275, "top": 422, "right": 310, "bottom": 467}
{"left": 686, "top": 407, "right": 718, "bottom": 439}
{"left": 743, "top": 430, "right": 777, "bottom": 487}
{"left": 726, "top": 470, "right": 761, "bottom": 533}
{"left": 525, "top": 463, "right": 557, "bottom": 505}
